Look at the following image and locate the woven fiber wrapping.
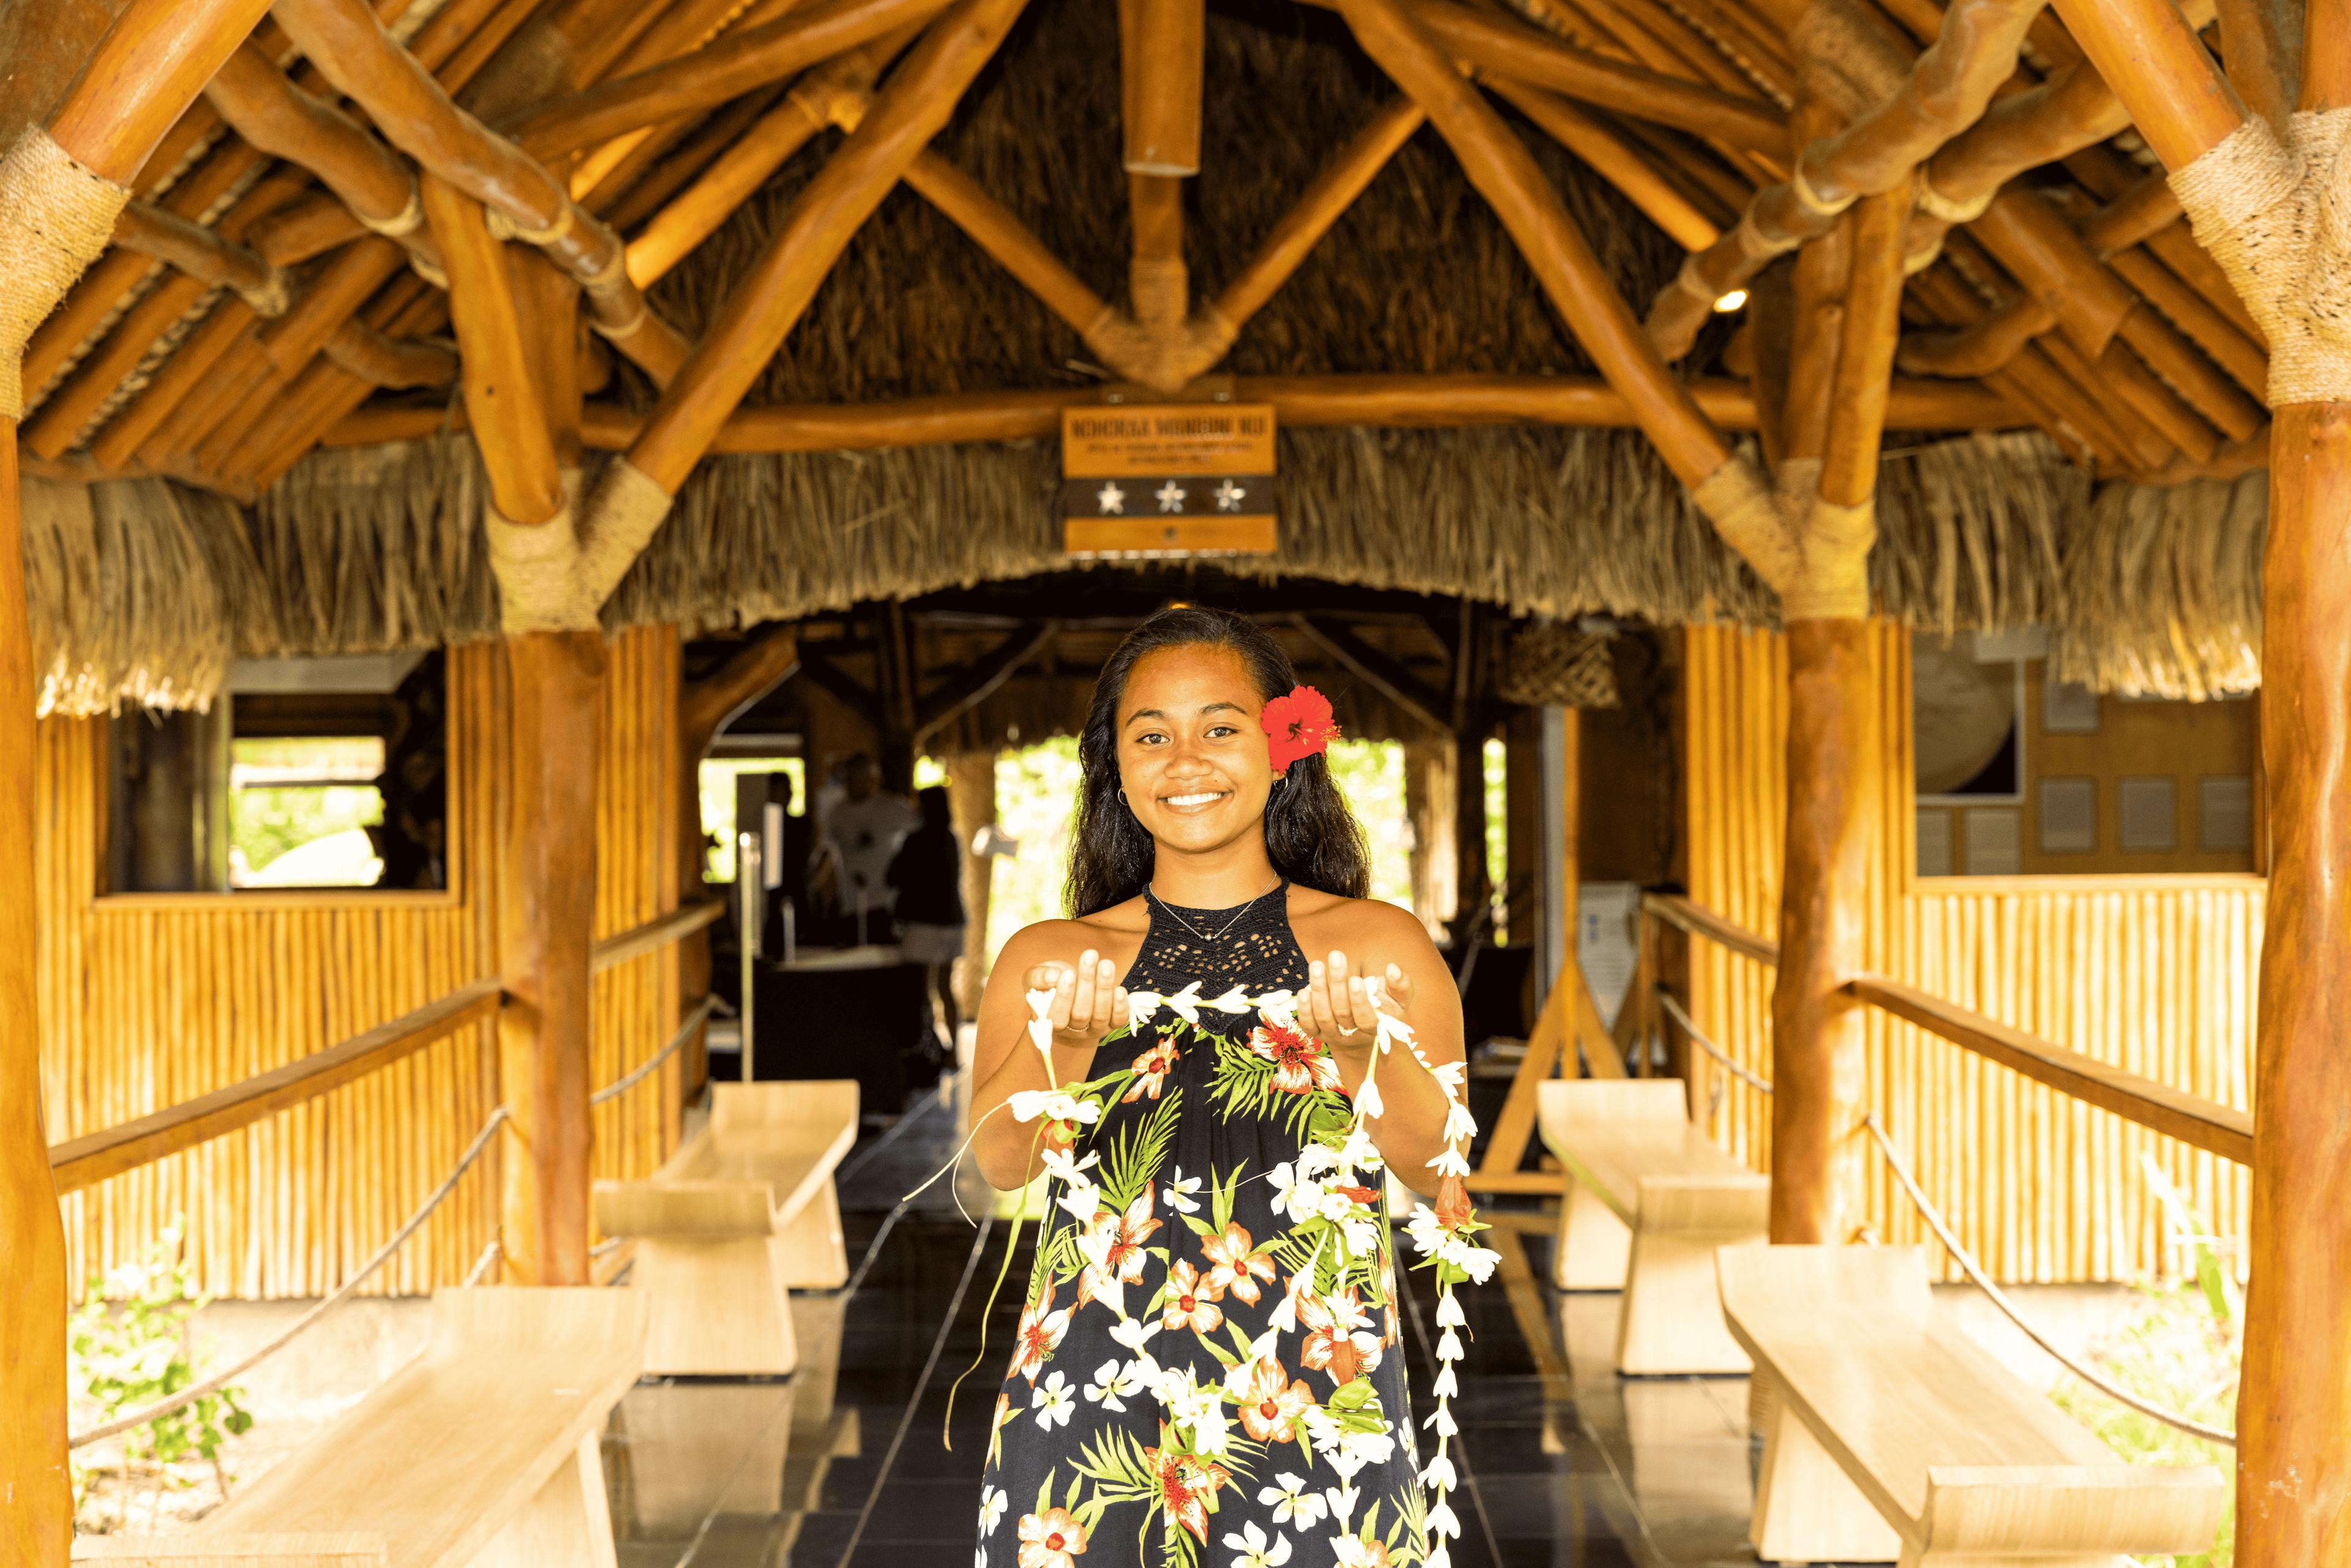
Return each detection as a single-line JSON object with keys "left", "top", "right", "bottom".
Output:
{"left": 0, "top": 127, "right": 130, "bottom": 419}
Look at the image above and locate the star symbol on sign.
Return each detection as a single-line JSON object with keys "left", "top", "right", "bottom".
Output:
{"left": 1095, "top": 481, "right": 1125, "bottom": 514}
{"left": 1155, "top": 480, "right": 1187, "bottom": 512}
{"left": 1213, "top": 479, "right": 1247, "bottom": 512}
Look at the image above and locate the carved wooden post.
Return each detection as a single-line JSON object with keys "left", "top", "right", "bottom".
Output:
{"left": 2042, "top": 0, "right": 2345, "bottom": 1551}
{"left": 1769, "top": 186, "right": 1903, "bottom": 1245}
{"left": 0, "top": 2, "right": 273, "bottom": 1558}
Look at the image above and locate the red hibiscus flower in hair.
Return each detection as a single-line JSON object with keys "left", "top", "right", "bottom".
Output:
{"left": 1260, "top": 684, "right": 1340, "bottom": 774}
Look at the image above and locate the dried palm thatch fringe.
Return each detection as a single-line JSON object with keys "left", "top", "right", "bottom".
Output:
{"left": 11, "top": 430, "right": 2266, "bottom": 712}
{"left": 2050, "top": 471, "right": 2265, "bottom": 701}
{"left": 20, "top": 474, "right": 266, "bottom": 715}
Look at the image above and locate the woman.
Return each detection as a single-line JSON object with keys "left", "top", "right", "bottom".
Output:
{"left": 967, "top": 607, "right": 1472, "bottom": 1568}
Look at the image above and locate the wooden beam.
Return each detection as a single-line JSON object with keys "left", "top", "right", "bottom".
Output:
{"left": 47, "top": 982, "right": 504, "bottom": 1194}
{"left": 795, "top": 643, "right": 880, "bottom": 711}
{"left": 1487, "top": 79, "right": 1720, "bottom": 252}
{"left": 1290, "top": 614, "right": 1452, "bottom": 735}
{"left": 1845, "top": 976, "right": 2252, "bottom": 1165}
{"left": 1210, "top": 96, "right": 1427, "bottom": 330}
{"left": 1332, "top": 0, "right": 1736, "bottom": 488}
{"left": 322, "top": 372, "right": 2028, "bottom": 450}
{"left": 617, "top": 0, "right": 1034, "bottom": 498}
{"left": 203, "top": 42, "right": 429, "bottom": 250}
{"left": 1336, "top": 0, "right": 1791, "bottom": 155}
{"left": 6, "top": 6, "right": 276, "bottom": 1558}
{"left": 272, "top": 0, "right": 686, "bottom": 384}
{"left": 499, "top": 631, "right": 606, "bottom": 1286}
{"left": 421, "top": 175, "right": 562, "bottom": 524}
{"left": 590, "top": 900, "right": 726, "bottom": 975}
{"left": 512, "top": 0, "right": 957, "bottom": 160}
{"left": 914, "top": 621, "right": 1056, "bottom": 741}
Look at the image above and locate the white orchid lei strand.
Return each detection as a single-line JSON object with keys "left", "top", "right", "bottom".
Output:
{"left": 1000, "top": 977, "right": 1499, "bottom": 1567}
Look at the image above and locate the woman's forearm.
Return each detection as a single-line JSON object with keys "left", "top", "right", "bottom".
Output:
{"left": 1329, "top": 1041, "right": 1459, "bottom": 1196}
{"left": 968, "top": 1035, "right": 1103, "bottom": 1190}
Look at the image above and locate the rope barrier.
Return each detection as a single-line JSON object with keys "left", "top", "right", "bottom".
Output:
{"left": 1655, "top": 988, "right": 1774, "bottom": 1094}
{"left": 70, "top": 1106, "right": 509, "bottom": 1449}
{"left": 1862, "top": 1113, "right": 2237, "bottom": 1447}
{"left": 590, "top": 998, "right": 714, "bottom": 1108}
{"left": 461, "top": 1239, "right": 502, "bottom": 1286}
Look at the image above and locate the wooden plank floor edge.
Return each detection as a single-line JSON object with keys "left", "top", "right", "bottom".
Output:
{"left": 48, "top": 979, "right": 504, "bottom": 1193}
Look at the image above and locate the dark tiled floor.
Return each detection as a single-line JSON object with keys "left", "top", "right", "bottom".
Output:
{"left": 602, "top": 1078, "right": 1763, "bottom": 1567}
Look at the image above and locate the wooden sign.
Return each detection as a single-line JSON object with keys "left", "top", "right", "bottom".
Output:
{"left": 1061, "top": 403, "right": 1277, "bottom": 558}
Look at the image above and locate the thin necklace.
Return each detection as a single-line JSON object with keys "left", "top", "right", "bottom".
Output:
{"left": 1147, "top": 875, "right": 1282, "bottom": 944}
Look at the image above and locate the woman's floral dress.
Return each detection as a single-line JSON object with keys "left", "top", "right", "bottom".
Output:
{"left": 974, "top": 887, "right": 1433, "bottom": 1568}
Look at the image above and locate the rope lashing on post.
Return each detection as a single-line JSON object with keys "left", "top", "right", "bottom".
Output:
{"left": 0, "top": 128, "right": 132, "bottom": 418}
{"left": 1654, "top": 988, "right": 1775, "bottom": 1094}
{"left": 68, "top": 1105, "right": 510, "bottom": 1449}
{"left": 591, "top": 996, "right": 716, "bottom": 1107}
{"left": 1861, "top": 1112, "right": 2237, "bottom": 1447}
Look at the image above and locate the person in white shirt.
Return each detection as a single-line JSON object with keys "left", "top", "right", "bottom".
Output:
{"left": 822, "top": 753, "right": 918, "bottom": 944}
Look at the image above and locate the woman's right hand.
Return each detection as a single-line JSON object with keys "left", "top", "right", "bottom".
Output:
{"left": 1025, "top": 949, "right": 1130, "bottom": 1048}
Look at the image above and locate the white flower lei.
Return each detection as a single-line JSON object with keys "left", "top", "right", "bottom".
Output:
{"left": 1008, "top": 978, "right": 1499, "bottom": 1566}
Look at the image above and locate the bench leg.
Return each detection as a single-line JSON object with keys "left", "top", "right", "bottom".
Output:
{"left": 775, "top": 1174, "right": 849, "bottom": 1289}
{"left": 1614, "top": 1226, "right": 1755, "bottom": 1375}
{"left": 1750, "top": 1399, "right": 1902, "bottom": 1564}
{"left": 470, "top": 1433, "right": 618, "bottom": 1568}
{"left": 635, "top": 1233, "right": 800, "bottom": 1376}
{"left": 1554, "top": 1179, "right": 1632, "bottom": 1291}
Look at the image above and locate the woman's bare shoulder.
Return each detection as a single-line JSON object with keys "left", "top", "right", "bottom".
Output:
{"left": 1286, "top": 888, "right": 1439, "bottom": 956}
{"left": 994, "top": 898, "right": 1149, "bottom": 964}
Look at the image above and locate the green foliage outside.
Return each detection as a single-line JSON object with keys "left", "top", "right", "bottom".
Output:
{"left": 230, "top": 785, "right": 383, "bottom": 874}
{"left": 2050, "top": 1160, "right": 2241, "bottom": 1566}
{"left": 696, "top": 757, "right": 808, "bottom": 883}
{"left": 69, "top": 1220, "right": 252, "bottom": 1532}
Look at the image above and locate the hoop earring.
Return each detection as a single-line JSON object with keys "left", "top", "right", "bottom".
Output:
{"left": 1118, "top": 789, "right": 1130, "bottom": 808}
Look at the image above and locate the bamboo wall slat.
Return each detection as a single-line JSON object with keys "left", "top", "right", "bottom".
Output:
{"left": 1681, "top": 624, "right": 2258, "bottom": 1283}
{"left": 39, "top": 626, "right": 686, "bottom": 1299}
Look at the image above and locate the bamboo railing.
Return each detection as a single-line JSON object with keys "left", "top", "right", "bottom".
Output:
{"left": 1641, "top": 890, "right": 2255, "bottom": 1166}
{"left": 48, "top": 901, "right": 721, "bottom": 1195}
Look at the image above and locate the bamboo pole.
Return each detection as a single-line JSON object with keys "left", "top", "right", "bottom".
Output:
{"left": 613, "top": 0, "right": 1035, "bottom": 498}
{"left": 323, "top": 371, "right": 2023, "bottom": 451}
{"left": 1, "top": 3, "right": 276, "bottom": 1553}
{"left": 1644, "top": 0, "right": 2047, "bottom": 358}
{"left": 512, "top": 0, "right": 957, "bottom": 160}
{"left": 623, "top": 34, "right": 918, "bottom": 285}
{"left": 1770, "top": 186, "right": 1903, "bottom": 1245}
{"left": 204, "top": 43, "right": 433, "bottom": 257}
{"left": 1121, "top": 0, "right": 1205, "bottom": 176}
{"left": 1330, "top": 0, "right": 1734, "bottom": 487}
{"left": 1488, "top": 80, "right": 1721, "bottom": 251}
{"left": 272, "top": 0, "right": 688, "bottom": 383}
{"left": 422, "top": 176, "right": 563, "bottom": 525}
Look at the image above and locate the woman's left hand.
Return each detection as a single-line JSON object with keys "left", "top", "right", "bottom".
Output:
{"left": 1300, "top": 950, "right": 1415, "bottom": 1049}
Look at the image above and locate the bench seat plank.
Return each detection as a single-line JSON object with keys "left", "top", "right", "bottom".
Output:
{"left": 1539, "top": 1079, "right": 1768, "bottom": 1375}
{"left": 1719, "top": 1246, "right": 2226, "bottom": 1564}
{"left": 593, "top": 1081, "right": 859, "bottom": 1376}
{"left": 199, "top": 1289, "right": 646, "bottom": 1568}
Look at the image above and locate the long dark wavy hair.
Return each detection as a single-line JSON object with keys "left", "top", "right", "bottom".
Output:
{"left": 1067, "top": 607, "right": 1371, "bottom": 916}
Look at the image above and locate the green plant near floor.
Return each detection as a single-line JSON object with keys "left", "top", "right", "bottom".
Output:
{"left": 69, "top": 1220, "right": 253, "bottom": 1530}
{"left": 2050, "top": 1162, "right": 2241, "bottom": 1567}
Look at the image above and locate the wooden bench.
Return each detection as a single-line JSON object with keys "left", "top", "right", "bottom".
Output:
{"left": 1717, "top": 1245, "right": 2229, "bottom": 1567}
{"left": 593, "top": 1079, "right": 859, "bottom": 1376}
{"left": 1537, "top": 1078, "right": 1768, "bottom": 1375}
{"left": 77, "top": 1286, "right": 648, "bottom": 1568}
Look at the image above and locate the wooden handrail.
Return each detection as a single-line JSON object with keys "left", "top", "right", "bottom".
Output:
{"left": 1848, "top": 974, "right": 2254, "bottom": 1166}
{"left": 590, "top": 901, "right": 723, "bottom": 975}
{"left": 1643, "top": 891, "right": 1782, "bottom": 967}
{"left": 1633, "top": 891, "right": 2252, "bottom": 1165}
{"left": 48, "top": 978, "right": 504, "bottom": 1195}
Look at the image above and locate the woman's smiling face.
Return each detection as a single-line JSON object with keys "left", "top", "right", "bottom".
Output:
{"left": 1116, "top": 642, "right": 1274, "bottom": 857}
